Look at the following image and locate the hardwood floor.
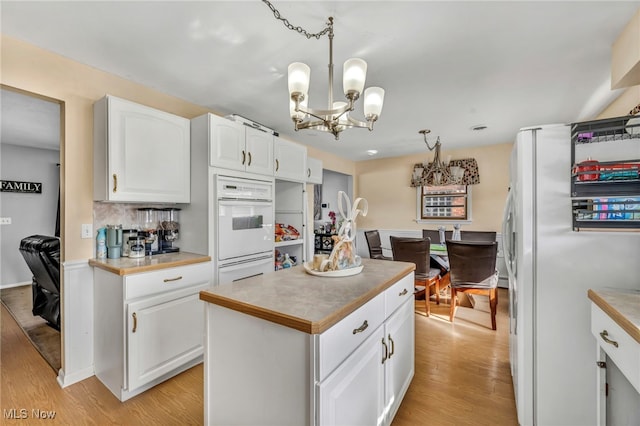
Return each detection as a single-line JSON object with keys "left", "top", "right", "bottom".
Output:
{"left": 1, "top": 289, "right": 517, "bottom": 425}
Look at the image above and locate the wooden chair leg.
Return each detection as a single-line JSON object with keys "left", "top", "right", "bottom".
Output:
{"left": 449, "top": 287, "right": 457, "bottom": 322}
{"left": 425, "top": 292, "right": 430, "bottom": 317}
{"left": 489, "top": 288, "right": 497, "bottom": 331}
{"left": 435, "top": 279, "right": 440, "bottom": 305}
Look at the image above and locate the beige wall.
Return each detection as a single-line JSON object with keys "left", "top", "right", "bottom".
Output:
{"left": 598, "top": 86, "right": 640, "bottom": 118}
{"left": 1, "top": 35, "right": 215, "bottom": 261}
{"left": 355, "top": 143, "right": 512, "bottom": 232}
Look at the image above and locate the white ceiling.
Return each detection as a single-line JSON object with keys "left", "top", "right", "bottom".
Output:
{"left": 1, "top": 1, "right": 638, "bottom": 161}
{"left": 1, "top": 88, "right": 60, "bottom": 151}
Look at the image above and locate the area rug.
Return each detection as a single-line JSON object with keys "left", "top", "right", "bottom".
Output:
{"left": 0, "top": 285, "right": 61, "bottom": 372}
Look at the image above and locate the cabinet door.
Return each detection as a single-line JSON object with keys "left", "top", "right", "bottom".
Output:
{"left": 384, "top": 298, "right": 415, "bottom": 424}
{"left": 274, "top": 137, "right": 307, "bottom": 182}
{"left": 306, "top": 157, "right": 323, "bottom": 184}
{"left": 245, "top": 127, "right": 274, "bottom": 176}
{"left": 209, "top": 114, "right": 245, "bottom": 171}
{"left": 318, "top": 327, "right": 385, "bottom": 426}
{"left": 106, "top": 96, "right": 190, "bottom": 203}
{"left": 126, "top": 286, "right": 206, "bottom": 391}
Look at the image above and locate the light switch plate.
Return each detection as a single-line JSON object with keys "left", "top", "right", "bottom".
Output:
{"left": 0, "top": 217, "right": 11, "bottom": 225}
{"left": 81, "top": 223, "right": 93, "bottom": 239}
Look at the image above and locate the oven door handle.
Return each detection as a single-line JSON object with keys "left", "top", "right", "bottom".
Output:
{"left": 218, "top": 198, "right": 273, "bottom": 205}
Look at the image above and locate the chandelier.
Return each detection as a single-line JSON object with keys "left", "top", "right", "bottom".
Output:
{"left": 263, "top": 0, "right": 385, "bottom": 140}
{"left": 412, "top": 130, "right": 465, "bottom": 186}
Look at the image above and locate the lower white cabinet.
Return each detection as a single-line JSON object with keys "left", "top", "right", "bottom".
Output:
{"left": 94, "top": 261, "right": 210, "bottom": 401}
{"left": 318, "top": 296, "right": 414, "bottom": 426}
{"left": 203, "top": 270, "right": 415, "bottom": 425}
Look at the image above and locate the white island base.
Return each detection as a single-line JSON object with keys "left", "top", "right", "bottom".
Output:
{"left": 201, "top": 259, "right": 416, "bottom": 426}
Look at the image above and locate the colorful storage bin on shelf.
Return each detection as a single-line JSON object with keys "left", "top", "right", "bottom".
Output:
{"left": 275, "top": 223, "right": 300, "bottom": 242}
{"left": 598, "top": 163, "right": 639, "bottom": 181}
{"left": 592, "top": 198, "right": 640, "bottom": 220}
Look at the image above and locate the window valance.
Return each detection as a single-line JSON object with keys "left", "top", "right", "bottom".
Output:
{"left": 410, "top": 158, "right": 480, "bottom": 187}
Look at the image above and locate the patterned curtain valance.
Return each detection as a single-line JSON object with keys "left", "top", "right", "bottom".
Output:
{"left": 410, "top": 157, "right": 480, "bottom": 187}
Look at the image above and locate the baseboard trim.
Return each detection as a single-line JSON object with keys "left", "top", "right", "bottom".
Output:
{"left": 0, "top": 281, "right": 31, "bottom": 290}
{"left": 57, "top": 365, "right": 94, "bottom": 388}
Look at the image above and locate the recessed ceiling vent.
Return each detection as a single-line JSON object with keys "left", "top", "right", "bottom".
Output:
{"left": 471, "top": 124, "right": 488, "bottom": 131}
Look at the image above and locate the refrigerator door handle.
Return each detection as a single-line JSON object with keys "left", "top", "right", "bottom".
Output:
{"left": 502, "top": 188, "right": 514, "bottom": 278}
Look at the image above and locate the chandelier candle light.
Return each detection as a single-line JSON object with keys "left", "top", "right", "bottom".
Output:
{"left": 413, "top": 129, "right": 465, "bottom": 186}
{"left": 264, "top": 0, "right": 385, "bottom": 139}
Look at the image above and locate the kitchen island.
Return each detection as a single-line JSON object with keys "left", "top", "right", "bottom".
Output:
{"left": 199, "top": 258, "right": 415, "bottom": 426}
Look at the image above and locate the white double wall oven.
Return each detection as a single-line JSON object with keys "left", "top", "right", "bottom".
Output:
{"left": 215, "top": 175, "right": 274, "bottom": 285}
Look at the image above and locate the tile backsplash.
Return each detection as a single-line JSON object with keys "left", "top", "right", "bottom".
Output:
{"left": 93, "top": 202, "right": 181, "bottom": 231}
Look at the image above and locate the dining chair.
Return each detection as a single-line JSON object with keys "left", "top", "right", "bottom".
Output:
{"left": 445, "top": 240, "right": 499, "bottom": 330}
{"left": 459, "top": 230, "right": 497, "bottom": 242}
{"left": 390, "top": 236, "right": 441, "bottom": 316}
{"left": 364, "top": 230, "right": 392, "bottom": 260}
{"left": 422, "top": 229, "right": 451, "bottom": 245}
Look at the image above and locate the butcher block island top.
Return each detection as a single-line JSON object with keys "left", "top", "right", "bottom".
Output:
{"left": 89, "top": 251, "right": 210, "bottom": 275}
{"left": 200, "top": 258, "right": 415, "bottom": 334}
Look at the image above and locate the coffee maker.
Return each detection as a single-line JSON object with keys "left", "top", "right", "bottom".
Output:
{"left": 158, "top": 208, "right": 180, "bottom": 253}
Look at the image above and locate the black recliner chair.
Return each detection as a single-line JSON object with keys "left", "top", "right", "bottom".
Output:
{"left": 18, "top": 235, "right": 61, "bottom": 330}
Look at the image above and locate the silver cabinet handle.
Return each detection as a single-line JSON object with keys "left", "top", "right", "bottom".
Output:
{"left": 275, "top": 158, "right": 280, "bottom": 172}
{"left": 242, "top": 150, "right": 246, "bottom": 165}
{"left": 388, "top": 334, "right": 395, "bottom": 358}
{"left": 248, "top": 152, "right": 252, "bottom": 166}
{"left": 307, "top": 168, "right": 311, "bottom": 177}
{"left": 399, "top": 288, "right": 408, "bottom": 296}
{"left": 382, "top": 338, "right": 388, "bottom": 364}
{"left": 163, "top": 276, "right": 183, "bottom": 283}
{"left": 599, "top": 330, "right": 619, "bottom": 348}
{"left": 352, "top": 320, "right": 368, "bottom": 335}
{"left": 113, "top": 174, "right": 118, "bottom": 193}
{"left": 132, "top": 312, "right": 137, "bottom": 333}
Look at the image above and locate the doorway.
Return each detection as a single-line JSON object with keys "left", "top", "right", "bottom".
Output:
{"left": 0, "top": 86, "right": 63, "bottom": 372}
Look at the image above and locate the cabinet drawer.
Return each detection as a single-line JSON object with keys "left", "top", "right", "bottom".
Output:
{"left": 125, "top": 262, "right": 211, "bottom": 300}
{"left": 385, "top": 272, "right": 414, "bottom": 317}
{"left": 317, "top": 293, "right": 384, "bottom": 380}
{"left": 591, "top": 304, "right": 640, "bottom": 393}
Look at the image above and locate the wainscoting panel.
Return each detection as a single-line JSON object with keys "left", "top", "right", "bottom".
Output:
{"left": 58, "top": 259, "right": 94, "bottom": 387}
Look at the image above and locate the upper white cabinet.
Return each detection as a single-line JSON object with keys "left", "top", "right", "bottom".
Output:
{"left": 274, "top": 137, "right": 307, "bottom": 182}
{"left": 306, "top": 156, "right": 323, "bottom": 184}
{"left": 200, "top": 113, "right": 274, "bottom": 176}
{"left": 93, "top": 95, "right": 190, "bottom": 203}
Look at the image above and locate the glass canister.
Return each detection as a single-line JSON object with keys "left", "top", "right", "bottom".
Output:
{"left": 137, "top": 207, "right": 159, "bottom": 254}
{"left": 128, "top": 235, "right": 146, "bottom": 259}
{"left": 160, "top": 208, "right": 180, "bottom": 242}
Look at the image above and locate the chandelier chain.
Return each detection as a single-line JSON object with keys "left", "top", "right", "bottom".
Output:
{"left": 262, "top": 0, "right": 332, "bottom": 39}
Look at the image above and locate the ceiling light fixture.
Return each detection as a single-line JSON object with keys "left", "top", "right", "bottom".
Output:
{"left": 263, "top": 0, "right": 385, "bottom": 140}
{"left": 413, "top": 129, "right": 464, "bottom": 186}
{"left": 366, "top": 149, "right": 378, "bottom": 156}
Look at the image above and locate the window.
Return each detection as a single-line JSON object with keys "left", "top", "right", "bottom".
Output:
{"left": 418, "top": 185, "right": 470, "bottom": 221}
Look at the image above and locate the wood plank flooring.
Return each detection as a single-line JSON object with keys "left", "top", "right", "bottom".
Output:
{"left": 1, "top": 289, "right": 517, "bottom": 425}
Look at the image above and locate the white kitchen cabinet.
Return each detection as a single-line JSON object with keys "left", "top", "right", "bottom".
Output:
{"left": 306, "top": 157, "right": 323, "bottom": 184}
{"left": 93, "top": 95, "right": 190, "bottom": 203}
{"left": 196, "top": 113, "right": 274, "bottom": 176}
{"left": 590, "top": 300, "right": 640, "bottom": 426}
{"left": 274, "top": 137, "right": 307, "bottom": 182}
{"left": 318, "top": 326, "right": 386, "bottom": 426}
{"left": 318, "top": 291, "right": 415, "bottom": 426}
{"left": 93, "top": 261, "right": 210, "bottom": 401}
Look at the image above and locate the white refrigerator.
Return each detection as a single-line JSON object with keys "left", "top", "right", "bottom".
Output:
{"left": 502, "top": 123, "right": 640, "bottom": 425}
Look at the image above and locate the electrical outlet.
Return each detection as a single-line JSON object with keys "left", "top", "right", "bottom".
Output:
{"left": 81, "top": 223, "right": 93, "bottom": 239}
{"left": 0, "top": 217, "right": 11, "bottom": 225}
